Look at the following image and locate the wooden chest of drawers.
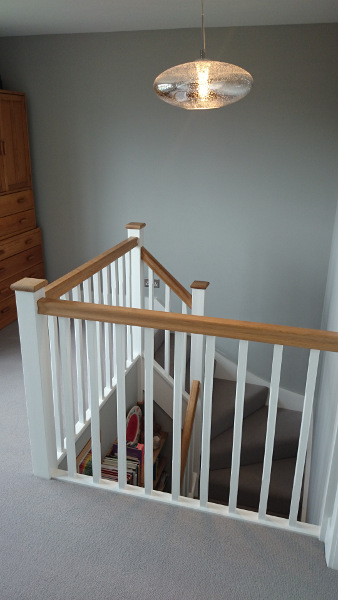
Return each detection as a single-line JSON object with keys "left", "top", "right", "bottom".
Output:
{"left": 0, "top": 90, "right": 45, "bottom": 330}
{"left": 0, "top": 228, "right": 45, "bottom": 329}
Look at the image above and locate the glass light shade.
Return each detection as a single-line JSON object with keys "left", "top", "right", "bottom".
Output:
{"left": 154, "top": 59, "right": 253, "bottom": 110}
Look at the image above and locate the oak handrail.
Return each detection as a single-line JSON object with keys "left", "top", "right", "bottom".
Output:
{"left": 141, "top": 246, "right": 192, "bottom": 309}
{"left": 45, "top": 237, "right": 138, "bottom": 299}
{"left": 37, "top": 299, "right": 338, "bottom": 352}
{"left": 181, "top": 380, "right": 200, "bottom": 488}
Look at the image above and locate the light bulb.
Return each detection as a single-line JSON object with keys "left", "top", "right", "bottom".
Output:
{"left": 197, "top": 63, "right": 210, "bottom": 100}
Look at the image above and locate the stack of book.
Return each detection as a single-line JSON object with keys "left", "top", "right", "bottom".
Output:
{"left": 102, "top": 442, "right": 144, "bottom": 486}
{"left": 77, "top": 433, "right": 168, "bottom": 490}
{"left": 77, "top": 440, "right": 144, "bottom": 486}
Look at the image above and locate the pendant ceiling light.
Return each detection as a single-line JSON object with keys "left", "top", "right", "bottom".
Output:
{"left": 153, "top": 0, "right": 253, "bottom": 110}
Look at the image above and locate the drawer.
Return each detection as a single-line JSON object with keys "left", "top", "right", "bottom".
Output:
{"left": 0, "top": 209, "right": 36, "bottom": 239}
{"left": 0, "top": 189, "right": 34, "bottom": 218}
{"left": 0, "top": 245, "right": 43, "bottom": 282}
{"left": 0, "top": 227, "right": 42, "bottom": 260}
{"left": 0, "top": 261, "right": 45, "bottom": 302}
{"left": 0, "top": 295, "right": 17, "bottom": 330}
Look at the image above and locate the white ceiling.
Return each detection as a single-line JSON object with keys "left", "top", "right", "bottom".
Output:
{"left": 1, "top": 0, "right": 337, "bottom": 37}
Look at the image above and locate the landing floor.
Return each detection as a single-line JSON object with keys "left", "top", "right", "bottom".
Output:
{"left": 1, "top": 322, "right": 338, "bottom": 599}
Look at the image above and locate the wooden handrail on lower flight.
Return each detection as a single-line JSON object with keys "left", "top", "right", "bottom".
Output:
{"left": 181, "top": 380, "right": 200, "bottom": 488}
{"left": 45, "top": 237, "right": 138, "bottom": 299}
{"left": 141, "top": 246, "right": 192, "bottom": 309}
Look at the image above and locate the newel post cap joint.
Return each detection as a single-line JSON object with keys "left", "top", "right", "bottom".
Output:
{"left": 10, "top": 278, "right": 48, "bottom": 293}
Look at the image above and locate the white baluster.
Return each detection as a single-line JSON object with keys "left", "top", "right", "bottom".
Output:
{"left": 118, "top": 255, "right": 125, "bottom": 307}
{"left": 148, "top": 266, "right": 154, "bottom": 310}
{"left": 301, "top": 417, "right": 313, "bottom": 522}
{"left": 116, "top": 324, "right": 127, "bottom": 489}
{"left": 72, "top": 285, "right": 86, "bottom": 424}
{"left": 118, "top": 256, "right": 127, "bottom": 367}
{"left": 190, "top": 281, "right": 209, "bottom": 485}
{"left": 110, "top": 261, "right": 118, "bottom": 385}
{"left": 144, "top": 327, "right": 155, "bottom": 495}
{"left": 181, "top": 301, "right": 192, "bottom": 494}
{"left": 82, "top": 278, "right": 91, "bottom": 301}
{"left": 102, "top": 266, "right": 113, "bottom": 393}
{"left": 87, "top": 320, "right": 101, "bottom": 484}
{"left": 172, "top": 331, "right": 185, "bottom": 501}
{"left": 12, "top": 279, "right": 57, "bottom": 478}
{"left": 289, "top": 349, "right": 320, "bottom": 526}
{"left": 126, "top": 222, "right": 145, "bottom": 358}
{"left": 164, "top": 284, "right": 171, "bottom": 375}
{"left": 228, "top": 339, "right": 249, "bottom": 513}
{"left": 83, "top": 278, "right": 92, "bottom": 413}
{"left": 93, "top": 272, "right": 104, "bottom": 401}
{"left": 47, "top": 315, "right": 64, "bottom": 454}
{"left": 258, "top": 344, "right": 283, "bottom": 519}
{"left": 125, "top": 251, "right": 133, "bottom": 365}
{"left": 181, "top": 301, "right": 188, "bottom": 393}
{"left": 200, "top": 335, "right": 216, "bottom": 507}
{"left": 58, "top": 317, "right": 77, "bottom": 478}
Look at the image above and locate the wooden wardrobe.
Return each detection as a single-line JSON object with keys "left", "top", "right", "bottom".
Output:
{"left": 0, "top": 90, "right": 44, "bottom": 330}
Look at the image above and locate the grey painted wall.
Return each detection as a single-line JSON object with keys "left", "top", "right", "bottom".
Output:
{"left": 0, "top": 24, "right": 337, "bottom": 392}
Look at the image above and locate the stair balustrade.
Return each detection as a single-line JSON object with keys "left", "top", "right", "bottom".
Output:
{"left": 11, "top": 222, "right": 338, "bottom": 570}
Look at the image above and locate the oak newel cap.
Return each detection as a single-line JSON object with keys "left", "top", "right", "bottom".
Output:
{"left": 190, "top": 281, "right": 210, "bottom": 290}
{"left": 10, "top": 278, "right": 48, "bottom": 293}
{"left": 125, "top": 222, "right": 146, "bottom": 230}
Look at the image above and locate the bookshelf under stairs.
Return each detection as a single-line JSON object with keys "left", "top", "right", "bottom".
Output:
{"left": 11, "top": 221, "right": 338, "bottom": 570}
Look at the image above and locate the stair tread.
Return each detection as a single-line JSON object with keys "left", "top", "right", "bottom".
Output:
{"left": 210, "top": 406, "right": 302, "bottom": 470}
{"left": 211, "top": 379, "right": 268, "bottom": 439}
{"left": 209, "top": 457, "right": 297, "bottom": 516}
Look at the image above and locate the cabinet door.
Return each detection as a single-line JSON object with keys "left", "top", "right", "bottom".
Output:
{"left": 0, "top": 93, "right": 32, "bottom": 193}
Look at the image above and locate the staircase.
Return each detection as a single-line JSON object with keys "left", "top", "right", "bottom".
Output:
{"left": 14, "top": 221, "right": 338, "bottom": 568}
{"left": 154, "top": 331, "right": 302, "bottom": 518}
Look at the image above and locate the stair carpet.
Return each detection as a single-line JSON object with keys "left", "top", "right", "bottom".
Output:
{"left": 154, "top": 331, "right": 302, "bottom": 518}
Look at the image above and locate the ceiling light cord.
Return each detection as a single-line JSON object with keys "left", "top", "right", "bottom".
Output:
{"left": 200, "top": 0, "right": 206, "bottom": 59}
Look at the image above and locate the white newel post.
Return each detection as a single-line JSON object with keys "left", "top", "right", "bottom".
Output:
{"left": 126, "top": 222, "right": 145, "bottom": 358}
{"left": 320, "top": 403, "right": 338, "bottom": 569}
{"left": 11, "top": 278, "right": 58, "bottom": 479}
{"left": 189, "top": 280, "right": 210, "bottom": 495}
